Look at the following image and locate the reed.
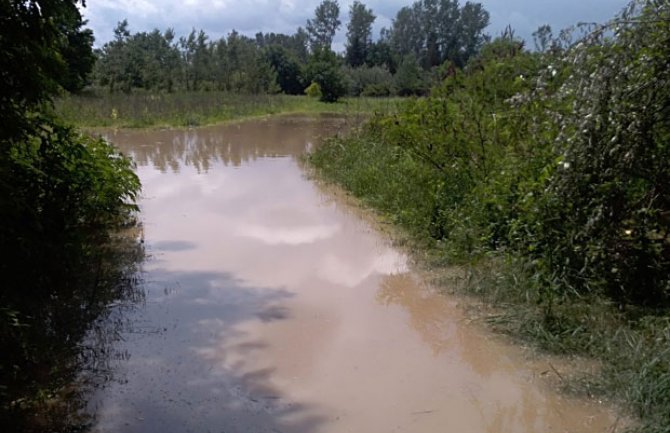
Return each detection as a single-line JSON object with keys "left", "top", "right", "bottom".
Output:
{"left": 55, "top": 90, "right": 404, "bottom": 128}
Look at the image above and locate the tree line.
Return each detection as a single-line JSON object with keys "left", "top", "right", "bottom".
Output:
{"left": 92, "top": 0, "right": 490, "bottom": 100}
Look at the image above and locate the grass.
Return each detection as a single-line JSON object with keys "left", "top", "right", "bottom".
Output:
{"left": 308, "top": 128, "right": 670, "bottom": 433}
{"left": 464, "top": 259, "right": 670, "bottom": 433}
{"left": 55, "top": 90, "right": 405, "bottom": 128}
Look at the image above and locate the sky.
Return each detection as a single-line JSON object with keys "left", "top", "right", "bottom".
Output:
{"left": 82, "top": 0, "right": 630, "bottom": 50}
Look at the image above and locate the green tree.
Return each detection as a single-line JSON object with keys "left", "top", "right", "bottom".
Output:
{"left": 366, "top": 29, "right": 397, "bottom": 72}
{"left": 345, "top": 1, "right": 376, "bottom": 67}
{"left": 179, "top": 30, "right": 198, "bottom": 90}
{"left": 95, "top": 22, "right": 184, "bottom": 92}
{"left": 292, "top": 27, "right": 311, "bottom": 62}
{"left": 306, "top": 0, "right": 341, "bottom": 51}
{"left": 305, "top": 48, "right": 346, "bottom": 102}
{"left": 192, "top": 30, "right": 213, "bottom": 90}
{"left": 390, "top": 5, "right": 423, "bottom": 63}
{"left": 0, "top": 0, "right": 94, "bottom": 139}
{"left": 457, "top": 1, "right": 490, "bottom": 65}
{"left": 389, "top": 0, "right": 489, "bottom": 69}
{"left": 60, "top": 20, "right": 96, "bottom": 92}
{"left": 394, "top": 54, "right": 426, "bottom": 95}
{"left": 265, "top": 45, "right": 305, "bottom": 94}
{"left": 95, "top": 20, "right": 139, "bottom": 92}
{"left": 178, "top": 29, "right": 214, "bottom": 91}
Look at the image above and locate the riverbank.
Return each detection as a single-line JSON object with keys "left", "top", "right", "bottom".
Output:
{"left": 307, "top": 117, "right": 669, "bottom": 433}
{"left": 55, "top": 91, "right": 403, "bottom": 129}
{"left": 306, "top": 7, "right": 670, "bottom": 428}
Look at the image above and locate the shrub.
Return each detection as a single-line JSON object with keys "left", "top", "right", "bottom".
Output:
{"left": 343, "top": 65, "right": 394, "bottom": 96}
{"left": 304, "top": 81, "right": 323, "bottom": 98}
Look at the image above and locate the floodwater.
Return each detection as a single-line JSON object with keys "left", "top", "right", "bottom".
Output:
{"left": 88, "top": 115, "right": 622, "bottom": 433}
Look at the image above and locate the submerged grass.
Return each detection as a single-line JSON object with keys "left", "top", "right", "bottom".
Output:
{"left": 55, "top": 90, "right": 404, "bottom": 128}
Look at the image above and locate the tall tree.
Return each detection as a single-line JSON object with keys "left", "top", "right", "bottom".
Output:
{"left": 264, "top": 45, "right": 305, "bottom": 94}
{"left": 390, "top": 5, "right": 423, "bottom": 62}
{"left": 389, "top": 0, "right": 489, "bottom": 69}
{"left": 60, "top": 20, "right": 95, "bottom": 92}
{"left": 367, "top": 28, "right": 397, "bottom": 72}
{"left": 345, "top": 1, "right": 376, "bottom": 67}
{"left": 435, "top": 0, "right": 461, "bottom": 64}
{"left": 305, "top": 47, "right": 346, "bottom": 102}
{"left": 192, "top": 30, "right": 212, "bottom": 90}
{"left": 306, "top": 0, "right": 341, "bottom": 51}
{"left": 456, "top": 1, "right": 490, "bottom": 65}
{"left": 292, "top": 27, "right": 310, "bottom": 62}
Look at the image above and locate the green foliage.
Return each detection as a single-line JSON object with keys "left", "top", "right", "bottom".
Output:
{"left": 94, "top": 24, "right": 283, "bottom": 94}
{"left": 305, "top": 82, "right": 323, "bottom": 98}
{"left": 343, "top": 65, "right": 394, "bottom": 96}
{"left": 56, "top": 91, "right": 403, "bottom": 128}
{"left": 305, "top": 48, "right": 347, "bottom": 103}
{"left": 256, "top": 29, "right": 310, "bottom": 63}
{"left": 366, "top": 33, "right": 397, "bottom": 72}
{"left": 388, "top": 0, "right": 490, "bottom": 69}
{"left": 1, "top": 2, "right": 142, "bottom": 429}
{"left": 265, "top": 45, "right": 305, "bottom": 94}
{"left": 0, "top": 0, "right": 95, "bottom": 139}
{"left": 314, "top": 0, "right": 670, "bottom": 307}
{"left": 310, "top": 1, "right": 670, "bottom": 429}
{"left": 89, "top": 1, "right": 494, "bottom": 96}
{"left": 345, "top": 1, "right": 376, "bottom": 67}
{"left": 0, "top": 116, "right": 142, "bottom": 431}
{"left": 306, "top": 0, "right": 342, "bottom": 50}
{"left": 393, "top": 55, "right": 428, "bottom": 96}
{"left": 523, "top": 1, "right": 670, "bottom": 306}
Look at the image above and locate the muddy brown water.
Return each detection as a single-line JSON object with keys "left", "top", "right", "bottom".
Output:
{"left": 88, "top": 115, "right": 622, "bottom": 433}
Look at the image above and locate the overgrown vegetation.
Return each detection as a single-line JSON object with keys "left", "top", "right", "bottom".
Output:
{"left": 309, "top": 1, "right": 670, "bottom": 431}
{"left": 0, "top": 1, "right": 143, "bottom": 431}
{"left": 56, "top": 91, "right": 404, "bottom": 128}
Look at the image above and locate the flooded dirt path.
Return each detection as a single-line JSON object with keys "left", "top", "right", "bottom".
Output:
{"left": 90, "top": 115, "right": 622, "bottom": 433}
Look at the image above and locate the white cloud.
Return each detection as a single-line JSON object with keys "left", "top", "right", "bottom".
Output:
{"left": 236, "top": 222, "right": 341, "bottom": 245}
{"left": 95, "top": 0, "right": 159, "bottom": 15}
{"left": 81, "top": 0, "right": 629, "bottom": 49}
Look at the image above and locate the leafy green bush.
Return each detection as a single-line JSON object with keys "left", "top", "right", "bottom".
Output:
{"left": 310, "top": 2, "right": 670, "bottom": 428}
{"left": 315, "top": 2, "right": 670, "bottom": 306}
{"left": 305, "top": 82, "right": 323, "bottom": 98}
{"left": 343, "top": 65, "right": 394, "bottom": 96}
{"left": 0, "top": 118, "right": 141, "bottom": 430}
{"left": 1, "top": 1, "right": 143, "bottom": 429}
{"left": 393, "top": 55, "right": 428, "bottom": 96}
{"left": 361, "top": 83, "right": 392, "bottom": 97}
{"left": 524, "top": 1, "right": 670, "bottom": 306}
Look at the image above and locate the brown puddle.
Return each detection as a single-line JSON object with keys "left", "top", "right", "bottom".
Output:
{"left": 87, "top": 115, "right": 623, "bottom": 433}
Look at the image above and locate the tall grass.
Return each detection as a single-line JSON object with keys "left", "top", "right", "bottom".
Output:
{"left": 55, "top": 90, "right": 404, "bottom": 128}
{"left": 310, "top": 111, "right": 670, "bottom": 433}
